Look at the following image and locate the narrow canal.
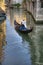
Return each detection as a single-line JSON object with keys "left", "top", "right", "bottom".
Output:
{"left": 0, "top": 8, "right": 43, "bottom": 65}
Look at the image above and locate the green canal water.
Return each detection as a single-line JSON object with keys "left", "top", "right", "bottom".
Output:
{"left": 0, "top": 8, "right": 43, "bottom": 65}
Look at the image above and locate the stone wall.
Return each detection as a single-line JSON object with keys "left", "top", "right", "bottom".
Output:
{"left": 26, "top": 0, "right": 43, "bottom": 21}
{"left": 26, "top": 0, "right": 36, "bottom": 19}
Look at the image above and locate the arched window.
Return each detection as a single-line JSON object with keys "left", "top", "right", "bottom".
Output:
{"left": 40, "top": 0, "right": 43, "bottom": 8}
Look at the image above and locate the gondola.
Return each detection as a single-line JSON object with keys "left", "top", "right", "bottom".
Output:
{"left": 14, "top": 20, "right": 33, "bottom": 34}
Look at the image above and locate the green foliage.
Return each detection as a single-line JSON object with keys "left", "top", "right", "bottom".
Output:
{"left": 23, "top": 0, "right": 26, "bottom": 3}
{"left": 12, "top": 3, "right": 21, "bottom": 8}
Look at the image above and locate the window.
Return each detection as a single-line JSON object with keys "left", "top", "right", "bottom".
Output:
{"left": 41, "top": 2, "right": 43, "bottom": 8}
{"left": 40, "top": 0, "right": 43, "bottom": 8}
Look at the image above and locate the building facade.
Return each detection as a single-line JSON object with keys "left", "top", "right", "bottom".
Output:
{"left": 0, "top": 0, "right": 5, "bottom": 11}
{"left": 5, "top": 0, "right": 23, "bottom": 5}
{"left": 26, "top": 0, "right": 43, "bottom": 21}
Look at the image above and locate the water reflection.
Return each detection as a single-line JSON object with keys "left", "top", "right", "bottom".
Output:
{"left": 8, "top": 8, "right": 43, "bottom": 65}
{"left": 29, "top": 25, "right": 43, "bottom": 65}
{"left": 7, "top": 9, "right": 26, "bottom": 27}
{"left": 0, "top": 21, "right": 6, "bottom": 64}
{"left": 1, "top": 8, "right": 43, "bottom": 65}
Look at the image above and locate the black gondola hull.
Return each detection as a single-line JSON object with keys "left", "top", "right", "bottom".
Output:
{"left": 14, "top": 21, "right": 33, "bottom": 34}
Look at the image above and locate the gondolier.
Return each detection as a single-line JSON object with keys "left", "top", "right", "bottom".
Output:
{"left": 14, "top": 20, "right": 33, "bottom": 34}
{"left": 21, "top": 20, "right": 26, "bottom": 27}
